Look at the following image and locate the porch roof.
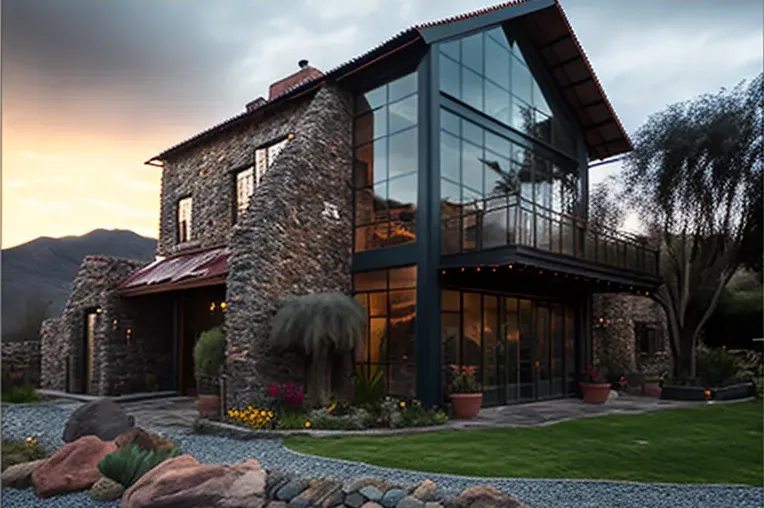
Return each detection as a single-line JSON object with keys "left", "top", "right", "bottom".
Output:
{"left": 116, "top": 246, "right": 228, "bottom": 297}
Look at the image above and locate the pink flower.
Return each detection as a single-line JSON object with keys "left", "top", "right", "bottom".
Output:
{"left": 268, "top": 384, "right": 279, "bottom": 398}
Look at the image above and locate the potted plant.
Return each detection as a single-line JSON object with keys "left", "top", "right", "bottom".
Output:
{"left": 448, "top": 364, "right": 482, "bottom": 418}
{"left": 580, "top": 365, "right": 610, "bottom": 404}
{"left": 642, "top": 372, "right": 665, "bottom": 397}
{"left": 193, "top": 327, "right": 226, "bottom": 418}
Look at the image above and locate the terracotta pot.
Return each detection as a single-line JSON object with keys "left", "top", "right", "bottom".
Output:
{"left": 579, "top": 382, "right": 611, "bottom": 404}
{"left": 449, "top": 393, "right": 483, "bottom": 418}
{"left": 195, "top": 395, "right": 220, "bottom": 418}
{"left": 642, "top": 382, "right": 662, "bottom": 398}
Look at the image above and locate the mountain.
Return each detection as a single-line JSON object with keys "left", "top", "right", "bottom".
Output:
{"left": 1, "top": 229, "right": 157, "bottom": 342}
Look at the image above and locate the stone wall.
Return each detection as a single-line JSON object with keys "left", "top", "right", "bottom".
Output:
{"left": 1, "top": 340, "right": 41, "bottom": 387}
{"left": 224, "top": 85, "right": 354, "bottom": 408}
{"left": 40, "top": 255, "right": 174, "bottom": 395}
{"left": 591, "top": 293, "right": 673, "bottom": 376}
{"left": 157, "top": 98, "right": 312, "bottom": 257}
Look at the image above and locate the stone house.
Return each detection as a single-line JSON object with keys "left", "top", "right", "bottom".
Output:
{"left": 40, "top": 0, "right": 665, "bottom": 409}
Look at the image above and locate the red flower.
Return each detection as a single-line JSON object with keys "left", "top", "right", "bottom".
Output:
{"left": 268, "top": 384, "right": 279, "bottom": 398}
{"left": 619, "top": 376, "right": 627, "bottom": 386}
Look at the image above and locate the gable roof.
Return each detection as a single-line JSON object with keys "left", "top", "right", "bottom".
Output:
{"left": 147, "top": 0, "right": 630, "bottom": 164}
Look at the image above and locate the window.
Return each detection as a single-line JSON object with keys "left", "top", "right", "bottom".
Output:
{"left": 234, "top": 137, "right": 290, "bottom": 221}
{"left": 354, "top": 266, "right": 417, "bottom": 397}
{"left": 177, "top": 197, "right": 192, "bottom": 243}
{"left": 353, "top": 72, "right": 419, "bottom": 253}
{"left": 635, "top": 322, "right": 662, "bottom": 355}
{"left": 438, "top": 25, "right": 577, "bottom": 157}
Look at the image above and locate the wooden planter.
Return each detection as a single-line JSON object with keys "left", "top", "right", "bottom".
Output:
{"left": 642, "top": 381, "right": 662, "bottom": 398}
{"left": 449, "top": 393, "right": 483, "bottom": 418}
{"left": 579, "top": 382, "right": 611, "bottom": 404}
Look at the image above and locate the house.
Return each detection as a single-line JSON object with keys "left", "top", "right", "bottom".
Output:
{"left": 39, "top": 0, "right": 663, "bottom": 410}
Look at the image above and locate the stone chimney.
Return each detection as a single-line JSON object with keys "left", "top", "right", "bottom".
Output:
{"left": 245, "top": 97, "right": 267, "bottom": 112}
{"left": 268, "top": 60, "right": 324, "bottom": 100}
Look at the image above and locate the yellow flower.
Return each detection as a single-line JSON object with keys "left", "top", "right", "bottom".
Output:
{"left": 25, "top": 437, "right": 36, "bottom": 444}
{"left": 267, "top": 411, "right": 273, "bottom": 418}
{"left": 260, "top": 410, "right": 266, "bottom": 417}
{"left": 304, "top": 421, "right": 311, "bottom": 428}
{"left": 399, "top": 401, "right": 406, "bottom": 408}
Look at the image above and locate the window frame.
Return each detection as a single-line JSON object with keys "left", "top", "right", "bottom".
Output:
{"left": 177, "top": 196, "right": 193, "bottom": 244}
{"left": 231, "top": 134, "right": 291, "bottom": 223}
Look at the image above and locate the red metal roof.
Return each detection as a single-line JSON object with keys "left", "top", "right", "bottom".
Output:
{"left": 147, "top": 0, "right": 629, "bottom": 162}
{"left": 116, "top": 246, "right": 228, "bottom": 296}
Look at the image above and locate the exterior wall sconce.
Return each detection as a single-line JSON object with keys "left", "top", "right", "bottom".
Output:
{"left": 126, "top": 328, "right": 132, "bottom": 343}
{"left": 287, "top": 133, "right": 295, "bottom": 140}
{"left": 112, "top": 319, "right": 118, "bottom": 330}
{"left": 598, "top": 317, "right": 605, "bottom": 324}
{"left": 210, "top": 302, "right": 216, "bottom": 312}
{"left": 96, "top": 307, "right": 103, "bottom": 314}
{"left": 220, "top": 301, "right": 227, "bottom": 310}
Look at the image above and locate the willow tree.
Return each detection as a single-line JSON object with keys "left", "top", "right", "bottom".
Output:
{"left": 269, "top": 293, "right": 365, "bottom": 407}
{"left": 622, "top": 73, "right": 763, "bottom": 377}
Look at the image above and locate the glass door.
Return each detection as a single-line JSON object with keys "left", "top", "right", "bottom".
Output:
{"left": 504, "top": 297, "right": 519, "bottom": 404}
{"left": 550, "top": 303, "right": 565, "bottom": 397}
{"left": 517, "top": 299, "right": 534, "bottom": 401}
{"left": 535, "top": 302, "right": 551, "bottom": 399}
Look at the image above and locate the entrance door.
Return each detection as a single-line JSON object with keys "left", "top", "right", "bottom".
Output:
{"left": 84, "top": 311, "right": 97, "bottom": 394}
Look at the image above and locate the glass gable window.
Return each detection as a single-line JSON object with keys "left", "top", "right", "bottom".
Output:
{"left": 353, "top": 73, "right": 419, "bottom": 252}
{"left": 438, "top": 26, "right": 577, "bottom": 157}
{"left": 440, "top": 108, "right": 579, "bottom": 254}
{"left": 234, "top": 137, "right": 290, "bottom": 222}
{"left": 353, "top": 266, "right": 417, "bottom": 397}
{"left": 177, "top": 197, "right": 192, "bottom": 243}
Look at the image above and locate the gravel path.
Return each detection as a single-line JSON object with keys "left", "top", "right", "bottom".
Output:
{"left": 2, "top": 402, "right": 762, "bottom": 508}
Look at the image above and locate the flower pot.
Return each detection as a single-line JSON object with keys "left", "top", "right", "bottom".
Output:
{"left": 449, "top": 393, "right": 483, "bottom": 418}
{"left": 195, "top": 394, "right": 220, "bottom": 419}
{"left": 579, "top": 382, "right": 611, "bottom": 404}
{"left": 642, "top": 381, "right": 662, "bottom": 398}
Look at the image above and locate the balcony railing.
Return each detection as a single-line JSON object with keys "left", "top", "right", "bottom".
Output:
{"left": 441, "top": 194, "right": 660, "bottom": 275}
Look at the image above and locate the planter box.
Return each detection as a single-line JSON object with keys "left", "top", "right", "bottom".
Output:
{"left": 642, "top": 382, "right": 662, "bottom": 398}
{"left": 660, "top": 382, "right": 754, "bottom": 401}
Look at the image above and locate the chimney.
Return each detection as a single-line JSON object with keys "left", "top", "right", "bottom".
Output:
{"left": 245, "top": 96, "right": 267, "bottom": 112}
{"left": 268, "top": 60, "right": 324, "bottom": 100}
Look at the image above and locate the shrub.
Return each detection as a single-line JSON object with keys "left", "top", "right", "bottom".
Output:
{"left": 97, "top": 444, "right": 180, "bottom": 488}
{"left": 353, "top": 365, "right": 384, "bottom": 408}
{"left": 193, "top": 327, "right": 226, "bottom": 378}
{"left": 697, "top": 345, "right": 739, "bottom": 387}
{"left": 306, "top": 407, "right": 371, "bottom": 430}
{"left": 1, "top": 384, "right": 43, "bottom": 404}
{"left": 378, "top": 397, "right": 448, "bottom": 429}
{"left": 2, "top": 438, "right": 46, "bottom": 471}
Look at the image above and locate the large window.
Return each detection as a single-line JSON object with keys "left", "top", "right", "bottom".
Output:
{"left": 177, "top": 197, "right": 192, "bottom": 243}
{"left": 635, "top": 321, "right": 662, "bottom": 355}
{"left": 353, "top": 73, "right": 419, "bottom": 252}
{"left": 440, "top": 108, "right": 579, "bottom": 254}
{"left": 438, "top": 26, "right": 577, "bottom": 157}
{"left": 353, "top": 266, "right": 417, "bottom": 397}
{"left": 234, "top": 137, "right": 290, "bottom": 222}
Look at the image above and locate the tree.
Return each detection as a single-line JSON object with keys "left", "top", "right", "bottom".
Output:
{"left": 589, "top": 175, "right": 626, "bottom": 233}
{"left": 621, "top": 73, "right": 763, "bottom": 377}
{"left": 269, "top": 293, "right": 365, "bottom": 407}
{"left": 4, "top": 295, "right": 50, "bottom": 343}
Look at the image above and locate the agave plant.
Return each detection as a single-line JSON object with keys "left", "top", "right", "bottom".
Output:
{"left": 97, "top": 444, "right": 181, "bottom": 488}
{"left": 270, "top": 293, "right": 365, "bottom": 407}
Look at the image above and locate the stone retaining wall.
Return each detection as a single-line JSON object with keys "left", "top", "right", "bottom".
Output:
{"left": 224, "top": 84, "right": 354, "bottom": 408}
{"left": 1, "top": 340, "right": 41, "bottom": 387}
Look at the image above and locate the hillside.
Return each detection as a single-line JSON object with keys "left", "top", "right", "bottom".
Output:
{"left": 1, "top": 229, "right": 157, "bottom": 341}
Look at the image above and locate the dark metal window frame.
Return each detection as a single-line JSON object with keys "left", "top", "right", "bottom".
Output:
{"left": 176, "top": 196, "right": 193, "bottom": 244}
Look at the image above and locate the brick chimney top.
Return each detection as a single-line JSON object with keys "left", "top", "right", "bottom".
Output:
{"left": 268, "top": 60, "right": 324, "bottom": 100}
{"left": 245, "top": 97, "right": 267, "bottom": 112}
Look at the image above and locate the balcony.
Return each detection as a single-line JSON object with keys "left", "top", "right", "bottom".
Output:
{"left": 441, "top": 194, "right": 660, "bottom": 277}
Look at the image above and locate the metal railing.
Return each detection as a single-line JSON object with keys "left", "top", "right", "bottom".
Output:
{"left": 442, "top": 193, "right": 660, "bottom": 275}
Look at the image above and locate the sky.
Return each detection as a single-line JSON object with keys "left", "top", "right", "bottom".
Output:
{"left": 2, "top": 0, "right": 762, "bottom": 248}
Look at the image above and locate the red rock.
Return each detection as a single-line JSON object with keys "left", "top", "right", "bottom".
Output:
{"left": 454, "top": 485, "right": 530, "bottom": 508}
{"left": 31, "top": 435, "right": 118, "bottom": 498}
{"left": 121, "top": 455, "right": 266, "bottom": 508}
{"left": 114, "top": 428, "right": 156, "bottom": 451}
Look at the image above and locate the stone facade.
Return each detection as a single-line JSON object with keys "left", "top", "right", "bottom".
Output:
{"left": 40, "top": 255, "right": 174, "bottom": 395}
{"left": 157, "top": 99, "right": 311, "bottom": 257}
{"left": 1, "top": 340, "right": 41, "bottom": 387}
{"left": 224, "top": 85, "right": 354, "bottom": 408}
{"left": 591, "top": 293, "right": 673, "bottom": 377}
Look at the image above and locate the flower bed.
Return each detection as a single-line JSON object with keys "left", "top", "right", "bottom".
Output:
{"left": 224, "top": 383, "right": 447, "bottom": 433}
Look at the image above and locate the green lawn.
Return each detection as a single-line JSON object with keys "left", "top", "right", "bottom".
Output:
{"left": 285, "top": 401, "right": 764, "bottom": 486}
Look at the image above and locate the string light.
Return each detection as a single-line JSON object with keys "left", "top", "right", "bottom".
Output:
{"left": 220, "top": 301, "right": 227, "bottom": 310}
{"left": 476, "top": 267, "right": 481, "bottom": 272}
{"left": 461, "top": 267, "right": 465, "bottom": 272}
{"left": 441, "top": 270, "right": 446, "bottom": 275}
{"left": 210, "top": 302, "right": 216, "bottom": 312}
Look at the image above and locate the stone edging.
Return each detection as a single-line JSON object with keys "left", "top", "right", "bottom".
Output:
{"left": 193, "top": 418, "right": 453, "bottom": 439}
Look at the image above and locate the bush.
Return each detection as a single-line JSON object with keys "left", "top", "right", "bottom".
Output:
{"left": 697, "top": 345, "right": 740, "bottom": 387}
{"left": 97, "top": 444, "right": 181, "bottom": 488}
{"left": 2, "top": 438, "right": 47, "bottom": 471}
{"left": 306, "top": 406, "right": 371, "bottom": 430}
{"left": 193, "top": 327, "right": 226, "bottom": 378}
{"left": 353, "top": 365, "right": 384, "bottom": 408}
{"left": 378, "top": 397, "right": 448, "bottom": 428}
{"left": 1, "top": 384, "right": 43, "bottom": 404}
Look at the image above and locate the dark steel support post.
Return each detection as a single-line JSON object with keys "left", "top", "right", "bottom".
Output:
{"left": 172, "top": 294, "right": 180, "bottom": 392}
{"left": 415, "top": 47, "right": 443, "bottom": 408}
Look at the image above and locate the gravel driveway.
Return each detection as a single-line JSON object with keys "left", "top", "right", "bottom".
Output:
{"left": 2, "top": 401, "right": 762, "bottom": 508}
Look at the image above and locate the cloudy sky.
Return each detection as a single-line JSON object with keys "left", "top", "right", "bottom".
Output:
{"left": 2, "top": 0, "right": 762, "bottom": 248}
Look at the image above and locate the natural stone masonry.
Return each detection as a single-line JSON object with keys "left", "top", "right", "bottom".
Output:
{"left": 224, "top": 84, "right": 354, "bottom": 408}
{"left": 1, "top": 339, "right": 41, "bottom": 387}
{"left": 40, "top": 255, "right": 174, "bottom": 395}
{"left": 592, "top": 294, "right": 672, "bottom": 376}
{"left": 157, "top": 98, "right": 312, "bottom": 257}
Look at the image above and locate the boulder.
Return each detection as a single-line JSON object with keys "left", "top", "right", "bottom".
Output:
{"left": 90, "top": 476, "right": 125, "bottom": 501}
{"left": 121, "top": 455, "right": 267, "bottom": 508}
{"left": 380, "top": 488, "right": 406, "bottom": 508}
{"left": 1, "top": 459, "right": 47, "bottom": 489}
{"left": 411, "top": 480, "right": 436, "bottom": 500}
{"left": 453, "top": 485, "right": 530, "bottom": 508}
{"left": 63, "top": 398, "right": 135, "bottom": 443}
{"left": 31, "top": 435, "right": 118, "bottom": 498}
{"left": 114, "top": 428, "right": 156, "bottom": 451}
{"left": 344, "top": 477, "right": 394, "bottom": 494}
{"left": 287, "top": 479, "right": 341, "bottom": 508}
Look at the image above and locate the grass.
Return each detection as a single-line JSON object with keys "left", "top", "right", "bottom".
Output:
{"left": 284, "top": 401, "right": 764, "bottom": 486}
{"left": 1, "top": 439, "right": 47, "bottom": 471}
{"left": 1, "top": 384, "right": 43, "bottom": 404}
